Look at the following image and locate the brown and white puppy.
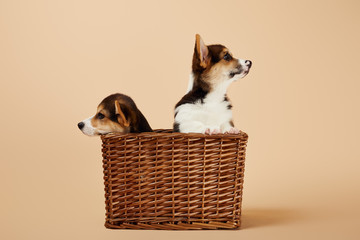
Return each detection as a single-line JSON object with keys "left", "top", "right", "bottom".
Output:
{"left": 78, "top": 93, "right": 152, "bottom": 136}
{"left": 173, "top": 34, "right": 252, "bottom": 134}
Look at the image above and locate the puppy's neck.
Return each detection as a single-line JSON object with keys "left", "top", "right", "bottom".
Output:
{"left": 206, "top": 80, "right": 231, "bottom": 102}
{"left": 188, "top": 71, "right": 231, "bottom": 102}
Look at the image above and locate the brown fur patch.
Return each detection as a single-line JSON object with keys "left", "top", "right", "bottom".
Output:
{"left": 115, "top": 100, "right": 130, "bottom": 127}
{"left": 91, "top": 104, "right": 129, "bottom": 134}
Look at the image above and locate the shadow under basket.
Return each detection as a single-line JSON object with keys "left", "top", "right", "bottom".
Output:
{"left": 100, "top": 129, "right": 248, "bottom": 230}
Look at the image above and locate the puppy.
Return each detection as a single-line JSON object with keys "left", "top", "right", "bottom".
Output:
{"left": 78, "top": 93, "right": 152, "bottom": 136}
{"left": 173, "top": 34, "right": 252, "bottom": 134}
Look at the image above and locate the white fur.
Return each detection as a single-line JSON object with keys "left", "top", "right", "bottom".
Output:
{"left": 175, "top": 103, "right": 233, "bottom": 134}
{"left": 80, "top": 116, "right": 96, "bottom": 136}
{"left": 186, "top": 72, "right": 194, "bottom": 93}
{"left": 175, "top": 80, "right": 234, "bottom": 134}
{"left": 234, "top": 59, "right": 250, "bottom": 80}
{"left": 239, "top": 58, "right": 247, "bottom": 65}
{"left": 176, "top": 59, "right": 250, "bottom": 134}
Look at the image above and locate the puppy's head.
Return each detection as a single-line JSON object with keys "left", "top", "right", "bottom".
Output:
{"left": 192, "top": 34, "right": 252, "bottom": 90}
{"left": 78, "top": 94, "right": 132, "bottom": 136}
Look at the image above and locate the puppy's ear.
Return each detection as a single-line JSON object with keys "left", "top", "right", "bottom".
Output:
{"left": 195, "top": 34, "right": 209, "bottom": 68}
{"left": 114, "top": 100, "right": 130, "bottom": 127}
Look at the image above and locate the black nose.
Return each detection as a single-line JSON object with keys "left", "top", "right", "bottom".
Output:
{"left": 78, "top": 122, "right": 84, "bottom": 130}
{"left": 245, "top": 60, "right": 252, "bottom": 68}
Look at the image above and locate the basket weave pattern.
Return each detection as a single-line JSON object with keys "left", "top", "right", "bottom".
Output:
{"left": 101, "top": 129, "right": 248, "bottom": 230}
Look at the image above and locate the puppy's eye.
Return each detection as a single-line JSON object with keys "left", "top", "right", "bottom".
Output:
{"left": 224, "top": 53, "right": 232, "bottom": 61}
{"left": 97, "top": 113, "right": 105, "bottom": 119}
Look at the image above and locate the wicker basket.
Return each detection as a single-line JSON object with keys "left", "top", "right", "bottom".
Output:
{"left": 100, "top": 129, "right": 248, "bottom": 230}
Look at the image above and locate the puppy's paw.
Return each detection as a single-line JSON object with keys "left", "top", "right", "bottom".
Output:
{"left": 205, "top": 128, "right": 221, "bottom": 135}
{"left": 224, "top": 127, "right": 240, "bottom": 134}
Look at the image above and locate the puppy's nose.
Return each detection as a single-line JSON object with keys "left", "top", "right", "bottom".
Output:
{"left": 245, "top": 60, "right": 252, "bottom": 68}
{"left": 77, "top": 122, "right": 85, "bottom": 130}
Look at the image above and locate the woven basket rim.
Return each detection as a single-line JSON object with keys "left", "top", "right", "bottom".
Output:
{"left": 101, "top": 128, "right": 248, "bottom": 140}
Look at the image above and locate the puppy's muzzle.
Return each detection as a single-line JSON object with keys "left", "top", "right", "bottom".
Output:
{"left": 229, "top": 59, "right": 252, "bottom": 78}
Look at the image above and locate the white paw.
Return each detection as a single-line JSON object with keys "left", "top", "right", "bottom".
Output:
{"left": 224, "top": 127, "right": 240, "bottom": 134}
{"left": 205, "top": 128, "right": 221, "bottom": 135}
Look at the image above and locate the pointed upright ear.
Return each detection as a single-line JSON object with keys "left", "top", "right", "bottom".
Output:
{"left": 114, "top": 100, "right": 130, "bottom": 127}
{"left": 195, "top": 34, "right": 209, "bottom": 68}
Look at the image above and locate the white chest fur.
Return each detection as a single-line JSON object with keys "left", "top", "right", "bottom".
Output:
{"left": 174, "top": 91, "right": 233, "bottom": 134}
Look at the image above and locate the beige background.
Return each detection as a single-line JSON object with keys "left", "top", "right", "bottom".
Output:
{"left": 1, "top": 0, "right": 359, "bottom": 239}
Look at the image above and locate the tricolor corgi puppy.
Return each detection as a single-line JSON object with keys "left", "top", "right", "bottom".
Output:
{"left": 78, "top": 93, "right": 152, "bottom": 136}
{"left": 173, "top": 34, "right": 252, "bottom": 134}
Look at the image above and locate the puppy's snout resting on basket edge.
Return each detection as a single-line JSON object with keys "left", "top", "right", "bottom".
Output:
{"left": 77, "top": 93, "right": 152, "bottom": 136}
